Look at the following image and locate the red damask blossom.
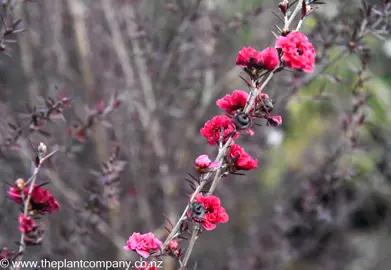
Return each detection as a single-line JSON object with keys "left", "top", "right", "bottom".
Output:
{"left": 8, "top": 185, "right": 59, "bottom": 215}
{"left": 124, "top": 232, "right": 162, "bottom": 258}
{"left": 192, "top": 194, "right": 229, "bottom": 231}
{"left": 8, "top": 187, "right": 23, "bottom": 204}
{"left": 0, "top": 248, "right": 12, "bottom": 260}
{"left": 266, "top": 115, "right": 283, "bottom": 126}
{"left": 236, "top": 47, "right": 260, "bottom": 66}
{"left": 236, "top": 47, "right": 279, "bottom": 70}
{"left": 227, "top": 143, "right": 258, "bottom": 170}
{"left": 276, "top": 31, "right": 316, "bottom": 72}
{"left": 258, "top": 47, "right": 280, "bottom": 70}
{"left": 200, "top": 115, "right": 239, "bottom": 145}
{"left": 18, "top": 214, "right": 36, "bottom": 233}
{"left": 169, "top": 240, "right": 179, "bottom": 251}
{"left": 216, "top": 90, "right": 248, "bottom": 115}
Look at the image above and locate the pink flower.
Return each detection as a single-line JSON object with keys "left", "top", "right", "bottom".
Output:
{"left": 29, "top": 186, "right": 60, "bottom": 215}
{"left": 259, "top": 93, "right": 270, "bottom": 99}
{"left": 200, "top": 115, "right": 239, "bottom": 145}
{"left": 258, "top": 47, "right": 279, "bottom": 70}
{"left": 124, "top": 232, "right": 162, "bottom": 258}
{"left": 8, "top": 187, "right": 23, "bottom": 204}
{"left": 236, "top": 47, "right": 279, "bottom": 70}
{"left": 236, "top": 47, "right": 260, "bottom": 67}
{"left": 189, "top": 194, "right": 229, "bottom": 231}
{"left": 18, "top": 214, "right": 36, "bottom": 233}
{"left": 0, "top": 248, "right": 12, "bottom": 260}
{"left": 227, "top": 144, "right": 258, "bottom": 170}
{"left": 195, "top": 155, "right": 212, "bottom": 167}
{"left": 194, "top": 155, "right": 221, "bottom": 173}
{"left": 276, "top": 32, "right": 316, "bottom": 72}
{"left": 169, "top": 240, "right": 179, "bottom": 251}
{"left": 216, "top": 90, "right": 249, "bottom": 115}
{"left": 266, "top": 115, "right": 282, "bottom": 126}
{"left": 8, "top": 185, "right": 59, "bottom": 215}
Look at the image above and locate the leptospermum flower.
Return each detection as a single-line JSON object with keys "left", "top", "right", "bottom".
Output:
{"left": 276, "top": 31, "right": 316, "bottom": 72}
{"left": 227, "top": 143, "right": 258, "bottom": 171}
{"left": 18, "top": 214, "right": 36, "bottom": 233}
{"left": 194, "top": 155, "right": 221, "bottom": 173}
{"left": 236, "top": 47, "right": 279, "bottom": 70}
{"left": 124, "top": 232, "right": 162, "bottom": 258}
{"left": 188, "top": 194, "right": 229, "bottom": 231}
{"left": 8, "top": 185, "right": 59, "bottom": 215}
{"left": 169, "top": 240, "right": 179, "bottom": 251}
{"left": 200, "top": 115, "right": 239, "bottom": 145}
{"left": 0, "top": 248, "right": 12, "bottom": 261}
{"left": 258, "top": 47, "right": 280, "bottom": 70}
{"left": 266, "top": 115, "right": 283, "bottom": 126}
{"left": 216, "top": 90, "right": 248, "bottom": 115}
{"left": 236, "top": 47, "right": 259, "bottom": 67}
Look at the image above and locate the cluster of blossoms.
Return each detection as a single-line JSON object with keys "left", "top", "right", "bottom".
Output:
{"left": 236, "top": 47, "right": 279, "bottom": 71}
{"left": 123, "top": 1, "right": 317, "bottom": 266}
{"left": 8, "top": 182, "right": 59, "bottom": 245}
{"left": 237, "top": 31, "right": 316, "bottom": 75}
{"left": 8, "top": 184, "right": 59, "bottom": 215}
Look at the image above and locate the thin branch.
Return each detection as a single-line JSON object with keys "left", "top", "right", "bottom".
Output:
{"left": 12, "top": 147, "right": 58, "bottom": 270}
{"left": 180, "top": 224, "right": 200, "bottom": 270}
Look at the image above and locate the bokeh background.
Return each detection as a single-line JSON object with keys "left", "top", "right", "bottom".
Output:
{"left": 1, "top": 0, "right": 391, "bottom": 269}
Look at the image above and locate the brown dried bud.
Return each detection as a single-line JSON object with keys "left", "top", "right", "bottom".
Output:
{"left": 279, "top": 0, "right": 289, "bottom": 15}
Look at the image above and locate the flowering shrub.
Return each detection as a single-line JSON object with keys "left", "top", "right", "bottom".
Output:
{"left": 121, "top": 0, "right": 321, "bottom": 267}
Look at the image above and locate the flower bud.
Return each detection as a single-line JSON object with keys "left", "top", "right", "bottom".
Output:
{"left": 15, "top": 178, "right": 25, "bottom": 190}
{"left": 169, "top": 240, "right": 179, "bottom": 251}
{"left": 38, "top": 142, "right": 47, "bottom": 157}
{"left": 279, "top": 0, "right": 289, "bottom": 15}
